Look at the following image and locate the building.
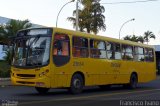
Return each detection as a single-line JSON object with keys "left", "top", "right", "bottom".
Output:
{"left": 0, "top": 16, "right": 10, "bottom": 60}
{"left": 0, "top": 45, "right": 5, "bottom": 60}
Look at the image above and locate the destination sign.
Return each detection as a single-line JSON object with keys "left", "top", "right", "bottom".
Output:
{"left": 17, "top": 28, "right": 52, "bottom": 37}
{"left": 27, "top": 29, "right": 49, "bottom": 35}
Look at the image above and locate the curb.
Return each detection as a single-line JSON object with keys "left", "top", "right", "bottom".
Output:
{"left": 156, "top": 75, "right": 160, "bottom": 80}
{"left": 0, "top": 78, "right": 10, "bottom": 81}
{"left": 0, "top": 78, "right": 11, "bottom": 87}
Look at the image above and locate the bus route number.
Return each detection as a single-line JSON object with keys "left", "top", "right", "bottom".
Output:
{"left": 73, "top": 61, "right": 84, "bottom": 67}
{"left": 111, "top": 63, "right": 121, "bottom": 68}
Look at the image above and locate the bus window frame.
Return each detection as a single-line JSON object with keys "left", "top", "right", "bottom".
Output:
{"left": 134, "top": 46, "right": 145, "bottom": 62}
{"left": 72, "top": 36, "right": 89, "bottom": 58}
{"left": 90, "top": 39, "right": 107, "bottom": 59}
{"left": 106, "top": 41, "right": 122, "bottom": 60}
{"left": 53, "top": 33, "right": 71, "bottom": 67}
{"left": 121, "top": 44, "right": 134, "bottom": 61}
{"left": 144, "top": 48, "right": 154, "bottom": 62}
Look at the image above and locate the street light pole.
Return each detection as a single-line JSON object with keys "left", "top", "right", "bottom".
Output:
{"left": 76, "top": 1, "right": 79, "bottom": 31}
{"left": 56, "top": 0, "right": 75, "bottom": 28}
{"left": 119, "top": 18, "right": 135, "bottom": 39}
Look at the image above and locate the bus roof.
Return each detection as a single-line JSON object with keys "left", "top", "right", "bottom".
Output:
{"left": 19, "top": 27, "right": 153, "bottom": 49}
{"left": 53, "top": 27, "right": 154, "bottom": 49}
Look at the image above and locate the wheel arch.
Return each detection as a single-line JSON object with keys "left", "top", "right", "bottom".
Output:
{"left": 72, "top": 71, "right": 85, "bottom": 86}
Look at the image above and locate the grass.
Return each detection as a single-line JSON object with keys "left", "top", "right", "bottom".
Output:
{"left": 0, "top": 60, "right": 10, "bottom": 78}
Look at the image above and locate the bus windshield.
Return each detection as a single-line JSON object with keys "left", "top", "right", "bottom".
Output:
{"left": 12, "top": 29, "right": 52, "bottom": 67}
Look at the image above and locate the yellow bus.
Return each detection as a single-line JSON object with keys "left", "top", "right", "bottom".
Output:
{"left": 11, "top": 27, "right": 156, "bottom": 94}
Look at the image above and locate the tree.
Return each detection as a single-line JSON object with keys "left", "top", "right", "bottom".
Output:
{"left": 123, "top": 35, "right": 132, "bottom": 41}
{"left": 144, "top": 31, "right": 156, "bottom": 44}
{"left": 0, "top": 19, "right": 32, "bottom": 64}
{"left": 123, "top": 35, "right": 144, "bottom": 43}
{"left": 3, "top": 49, "right": 13, "bottom": 65}
{"left": 0, "top": 19, "right": 32, "bottom": 45}
{"left": 123, "top": 35, "right": 139, "bottom": 42}
{"left": 137, "top": 35, "right": 144, "bottom": 43}
{"left": 91, "top": 2, "right": 106, "bottom": 34}
{"left": 67, "top": 0, "right": 106, "bottom": 34}
{"left": 67, "top": 9, "right": 86, "bottom": 32}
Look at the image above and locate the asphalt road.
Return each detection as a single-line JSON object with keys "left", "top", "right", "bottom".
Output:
{"left": 1, "top": 78, "right": 160, "bottom": 106}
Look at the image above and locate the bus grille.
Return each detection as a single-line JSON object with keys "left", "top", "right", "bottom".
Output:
{"left": 16, "top": 74, "right": 36, "bottom": 78}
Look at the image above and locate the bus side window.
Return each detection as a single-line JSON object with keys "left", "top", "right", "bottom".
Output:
{"left": 72, "top": 36, "right": 88, "bottom": 58}
{"left": 114, "top": 43, "right": 121, "bottom": 60}
{"left": 134, "top": 46, "right": 144, "bottom": 61}
{"left": 90, "top": 39, "right": 106, "bottom": 58}
{"left": 122, "top": 45, "right": 134, "bottom": 61}
{"left": 53, "top": 33, "right": 70, "bottom": 66}
{"left": 106, "top": 42, "right": 121, "bottom": 60}
{"left": 145, "top": 48, "right": 154, "bottom": 62}
{"left": 106, "top": 42, "right": 114, "bottom": 59}
{"left": 53, "top": 34, "right": 70, "bottom": 56}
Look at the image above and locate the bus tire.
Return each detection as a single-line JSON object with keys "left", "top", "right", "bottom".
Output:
{"left": 35, "top": 87, "right": 49, "bottom": 94}
{"left": 69, "top": 74, "right": 84, "bottom": 94}
{"left": 127, "top": 73, "right": 138, "bottom": 89}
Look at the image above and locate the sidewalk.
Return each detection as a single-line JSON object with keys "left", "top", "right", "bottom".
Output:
{"left": 157, "top": 75, "right": 160, "bottom": 80}
{"left": 0, "top": 78, "right": 11, "bottom": 87}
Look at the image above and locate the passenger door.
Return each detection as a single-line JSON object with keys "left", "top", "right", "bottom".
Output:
{"left": 52, "top": 33, "right": 70, "bottom": 87}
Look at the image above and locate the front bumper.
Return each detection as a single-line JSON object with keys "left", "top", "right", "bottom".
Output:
{"left": 11, "top": 76, "right": 51, "bottom": 88}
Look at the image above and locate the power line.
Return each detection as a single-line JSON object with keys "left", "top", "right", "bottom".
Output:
{"left": 101, "top": 0, "right": 159, "bottom": 4}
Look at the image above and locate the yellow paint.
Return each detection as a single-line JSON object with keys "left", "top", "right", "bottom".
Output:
{"left": 11, "top": 27, "right": 156, "bottom": 88}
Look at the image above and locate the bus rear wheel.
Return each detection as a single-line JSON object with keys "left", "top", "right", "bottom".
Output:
{"left": 124, "top": 73, "right": 138, "bottom": 89}
{"left": 69, "top": 74, "right": 84, "bottom": 94}
{"left": 35, "top": 87, "right": 49, "bottom": 94}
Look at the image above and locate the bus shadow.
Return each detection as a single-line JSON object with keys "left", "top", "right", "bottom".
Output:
{"left": 16, "top": 84, "right": 155, "bottom": 98}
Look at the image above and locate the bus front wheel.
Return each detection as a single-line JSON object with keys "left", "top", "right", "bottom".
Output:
{"left": 35, "top": 87, "right": 49, "bottom": 94}
{"left": 69, "top": 74, "right": 84, "bottom": 94}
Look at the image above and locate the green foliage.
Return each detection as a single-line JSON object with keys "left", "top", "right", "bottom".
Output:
{"left": 123, "top": 31, "right": 156, "bottom": 44}
{"left": 67, "top": 0, "right": 106, "bottom": 34}
{"left": 123, "top": 35, "right": 143, "bottom": 43}
{"left": 0, "top": 19, "right": 32, "bottom": 45}
{"left": 0, "top": 61, "right": 10, "bottom": 78}
{"left": 3, "top": 49, "right": 13, "bottom": 65}
{"left": 144, "top": 31, "right": 156, "bottom": 44}
{"left": 0, "top": 19, "right": 32, "bottom": 65}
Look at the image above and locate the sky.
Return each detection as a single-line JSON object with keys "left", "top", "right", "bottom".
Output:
{"left": 0, "top": 0, "right": 160, "bottom": 45}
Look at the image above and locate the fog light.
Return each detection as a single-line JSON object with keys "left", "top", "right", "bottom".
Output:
{"left": 36, "top": 82, "right": 45, "bottom": 86}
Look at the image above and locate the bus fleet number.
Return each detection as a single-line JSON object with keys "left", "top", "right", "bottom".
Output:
{"left": 73, "top": 61, "right": 84, "bottom": 67}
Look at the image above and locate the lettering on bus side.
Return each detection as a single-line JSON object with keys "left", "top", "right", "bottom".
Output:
{"left": 111, "top": 63, "right": 121, "bottom": 68}
{"left": 73, "top": 61, "right": 84, "bottom": 67}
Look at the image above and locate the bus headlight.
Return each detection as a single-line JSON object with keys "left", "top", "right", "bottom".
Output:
{"left": 39, "top": 69, "right": 49, "bottom": 77}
